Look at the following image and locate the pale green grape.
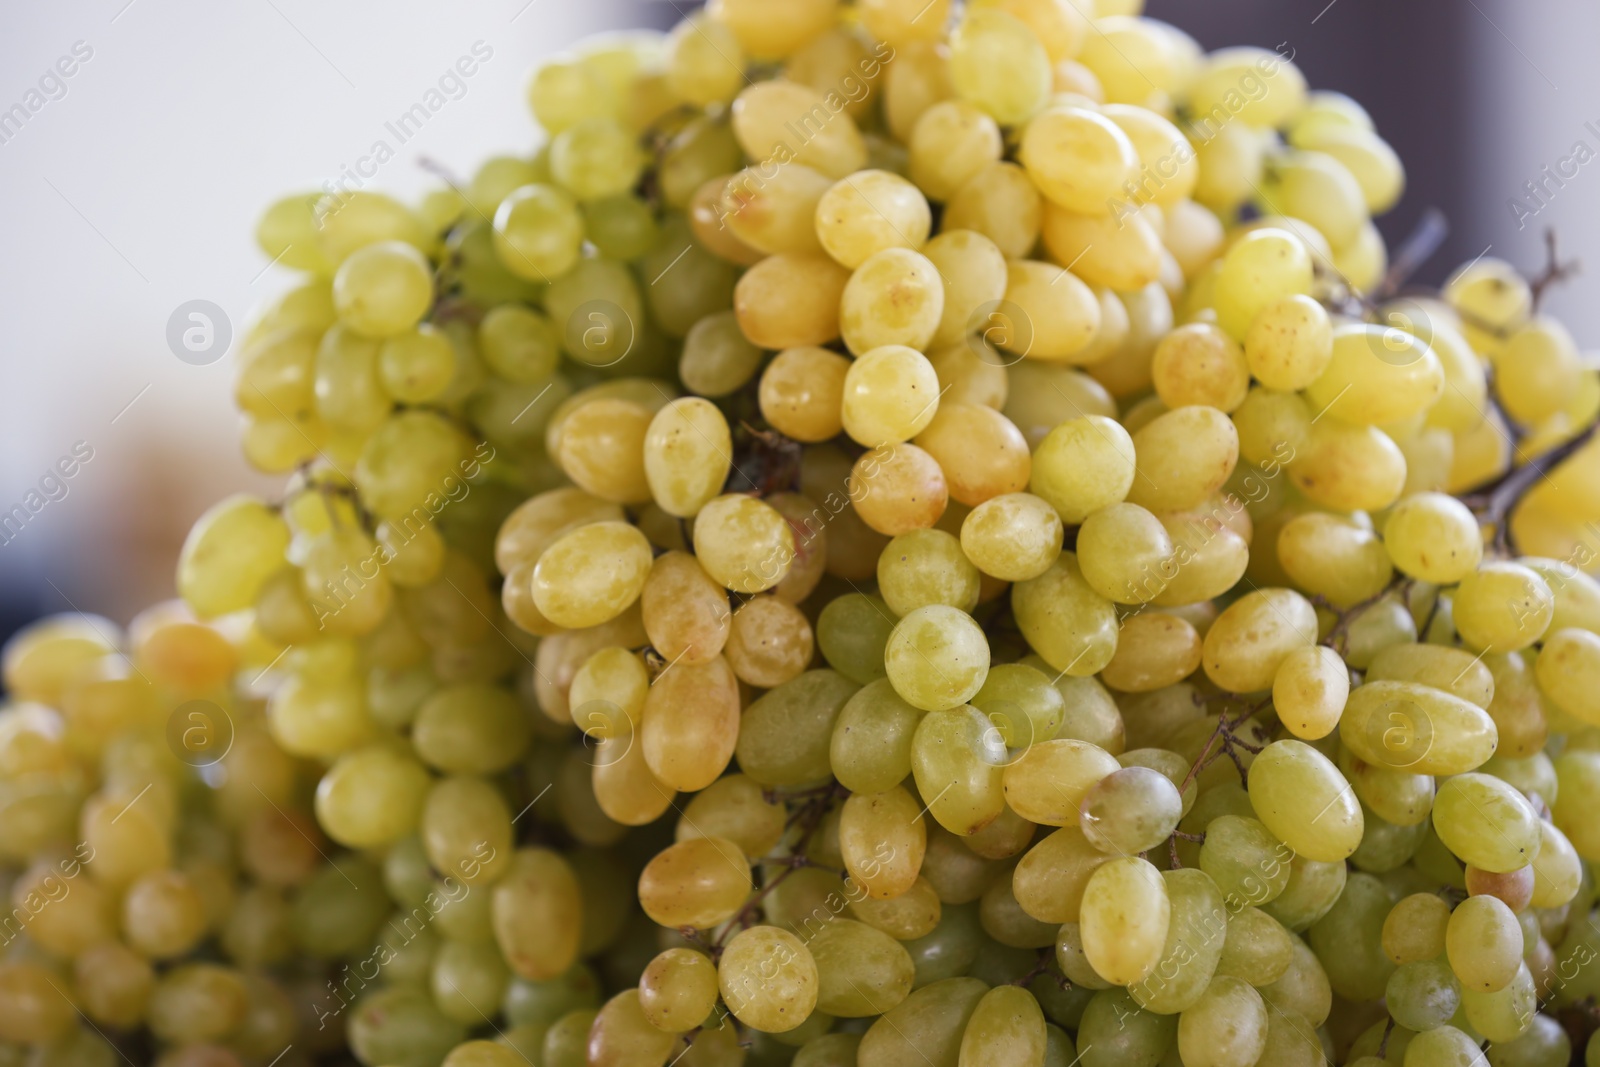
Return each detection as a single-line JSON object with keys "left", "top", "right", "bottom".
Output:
{"left": 1176, "top": 975, "right": 1267, "bottom": 1067}
{"left": 493, "top": 184, "right": 585, "bottom": 281}
{"left": 333, "top": 240, "right": 433, "bottom": 338}
{"left": 885, "top": 605, "right": 989, "bottom": 712}
{"left": 1213, "top": 228, "right": 1314, "bottom": 341}
{"left": 549, "top": 117, "right": 644, "bottom": 201}
{"left": 1432, "top": 773, "right": 1539, "bottom": 874}
{"left": 948, "top": 9, "right": 1051, "bottom": 125}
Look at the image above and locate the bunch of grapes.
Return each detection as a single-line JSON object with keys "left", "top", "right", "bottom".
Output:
{"left": 5, "top": 0, "right": 1600, "bottom": 1065}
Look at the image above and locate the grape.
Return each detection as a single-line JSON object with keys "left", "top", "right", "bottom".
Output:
{"left": 1021, "top": 105, "right": 1139, "bottom": 215}
{"left": 734, "top": 251, "right": 851, "bottom": 348}
{"left": 885, "top": 604, "right": 990, "bottom": 711}
{"left": 909, "top": 102, "right": 1003, "bottom": 203}
{"left": 1080, "top": 857, "right": 1171, "bottom": 986}
{"left": 26, "top": 6, "right": 1600, "bottom": 1065}
{"left": 948, "top": 9, "right": 1052, "bottom": 125}
{"left": 718, "top": 926, "right": 819, "bottom": 1032}
{"left": 491, "top": 184, "right": 584, "bottom": 281}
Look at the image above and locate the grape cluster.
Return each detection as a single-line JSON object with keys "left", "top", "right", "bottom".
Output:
{"left": 4, "top": 1, "right": 1600, "bottom": 1066}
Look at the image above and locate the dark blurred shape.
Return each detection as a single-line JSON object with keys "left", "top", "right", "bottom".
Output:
{"left": 1147, "top": 0, "right": 1474, "bottom": 283}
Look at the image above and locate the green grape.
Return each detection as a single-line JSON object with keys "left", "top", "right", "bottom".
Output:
{"left": 1461, "top": 961, "right": 1535, "bottom": 1044}
{"left": 1261, "top": 149, "right": 1369, "bottom": 248}
{"left": 884, "top": 605, "right": 989, "bottom": 712}
{"left": 1386, "top": 958, "right": 1460, "bottom": 1032}
{"left": 1339, "top": 680, "right": 1498, "bottom": 775}
{"left": 841, "top": 344, "right": 942, "bottom": 447}
{"left": 736, "top": 670, "right": 860, "bottom": 786}
{"left": 719, "top": 926, "right": 820, "bottom": 1033}
{"left": 680, "top": 310, "right": 764, "bottom": 398}
{"left": 477, "top": 305, "right": 559, "bottom": 385}
{"left": 1012, "top": 553, "right": 1119, "bottom": 677}
{"left": 256, "top": 192, "right": 332, "bottom": 272}
{"left": 378, "top": 324, "right": 455, "bottom": 403}
{"left": 809, "top": 918, "right": 915, "bottom": 1016}
{"left": 1259, "top": 854, "right": 1347, "bottom": 933}
{"left": 1080, "top": 856, "right": 1170, "bottom": 986}
{"left": 856, "top": 978, "right": 986, "bottom": 1067}
{"left": 816, "top": 594, "right": 896, "bottom": 684}
{"left": 816, "top": 168, "right": 931, "bottom": 268}
{"left": 1404, "top": 1025, "right": 1487, "bottom": 1067}
{"left": 878, "top": 529, "right": 980, "bottom": 616}
{"left": 1079, "top": 766, "right": 1182, "bottom": 855}
{"left": 1258, "top": 936, "right": 1333, "bottom": 1028}
{"left": 909, "top": 102, "right": 1003, "bottom": 203}
{"left": 1199, "top": 815, "right": 1292, "bottom": 907}
{"left": 176, "top": 494, "right": 291, "bottom": 618}
{"left": 492, "top": 184, "right": 584, "bottom": 281}
{"left": 1216, "top": 906, "right": 1294, "bottom": 986}
{"left": 1213, "top": 228, "right": 1314, "bottom": 341}
{"left": 1247, "top": 739, "right": 1363, "bottom": 863}
{"left": 830, "top": 679, "right": 923, "bottom": 794}
{"left": 1487, "top": 1014, "right": 1570, "bottom": 1067}
{"left": 971, "top": 662, "right": 1065, "bottom": 749}
{"left": 1077, "top": 988, "right": 1175, "bottom": 1067}
{"left": 315, "top": 189, "right": 429, "bottom": 265}
{"left": 587, "top": 989, "right": 680, "bottom": 1066}
{"left": 839, "top": 248, "right": 945, "bottom": 356}
{"left": 1020, "top": 105, "right": 1139, "bottom": 216}
{"left": 911, "top": 704, "right": 1007, "bottom": 834}
{"left": 313, "top": 742, "right": 430, "bottom": 848}
{"left": 1012, "top": 825, "right": 1109, "bottom": 928}
{"left": 958, "top": 984, "right": 1046, "bottom": 1066}
{"left": 1446, "top": 894, "right": 1522, "bottom": 994}
{"left": 549, "top": 117, "right": 644, "bottom": 201}
{"left": 1432, "top": 773, "right": 1539, "bottom": 874}
{"left": 1176, "top": 975, "right": 1267, "bottom": 1067}
{"left": 1129, "top": 867, "right": 1227, "bottom": 1013}
{"left": 332, "top": 239, "right": 434, "bottom": 339}
{"left": 949, "top": 9, "right": 1051, "bottom": 125}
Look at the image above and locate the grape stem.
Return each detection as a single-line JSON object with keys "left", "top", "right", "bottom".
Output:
{"left": 1529, "top": 228, "right": 1582, "bottom": 312}
{"left": 1377, "top": 1017, "right": 1396, "bottom": 1058}
{"left": 1458, "top": 419, "right": 1600, "bottom": 557}
{"left": 1009, "top": 949, "right": 1065, "bottom": 989}
{"left": 1372, "top": 208, "right": 1450, "bottom": 302}
{"left": 711, "top": 785, "right": 844, "bottom": 951}
{"left": 1316, "top": 575, "right": 1414, "bottom": 656}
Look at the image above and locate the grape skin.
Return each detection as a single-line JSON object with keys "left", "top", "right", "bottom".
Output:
{"left": 17, "top": 5, "right": 1600, "bottom": 1067}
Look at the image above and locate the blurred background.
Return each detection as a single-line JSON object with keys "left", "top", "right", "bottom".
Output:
{"left": 0, "top": 0, "right": 1595, "bottom": 644}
